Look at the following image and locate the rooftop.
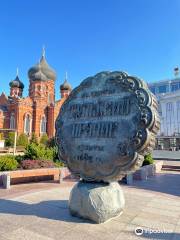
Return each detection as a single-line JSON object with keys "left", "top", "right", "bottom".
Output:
{"left": 149, "top": 77, "right": 180, "bottom": 86}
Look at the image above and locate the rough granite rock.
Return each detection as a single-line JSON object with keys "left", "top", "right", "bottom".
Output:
{"left": 69, "top": 181, "right": 125, "bottom": 223}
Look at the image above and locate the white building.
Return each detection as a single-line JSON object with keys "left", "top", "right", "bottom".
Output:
{"left": 158, "top": 91, "right": 180, "bottom": 136}
{"left": 148, "top": 68, "right": 180, "bottom": 149}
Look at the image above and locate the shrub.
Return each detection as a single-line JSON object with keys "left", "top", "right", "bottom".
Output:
{"left": 0, "top": 155, "right": 18, "bottom": 171}
{"left": 47, "top": 137, "right": 56, "bottom": 148}
{"left": 15, "top": 155, "right": 24, "bottom": 164}
{"left": 0, "top": 133, "right": 4, "bottom": 140}
{"left": 5, "top": 132, "right": 15, "bottom": 147}
{"left": 40, "top": 133, "right": 48, "bottom": 146}
{"left": 24, "top": 143, "right": 42, "bottom": 160}
{"left": 143, "top": 153, "right": 154, "bottom": 166}
{"left": 30, "top": 133, "right": 38, "bottom": 145}
{"left": 24, "top": 143, "right": 55, "bottom": 161}
{"left": 17, "top": 133, "right": 29, "bottom": 147}
{"left": 52, "top": 146, "right": 59, "bottom": 161}
{"left": 44, "top": 147, "right": 55, "bottom": 160}
{"left": 20, "top": 159, "right": 55, "bottom": 169}
{"left": 54, "top": 160, "right": 64, "bottom": 168}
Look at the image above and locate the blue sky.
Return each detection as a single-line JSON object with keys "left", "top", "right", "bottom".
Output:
{"left": 0, "top": 0, "right": 180, "bottom": 99}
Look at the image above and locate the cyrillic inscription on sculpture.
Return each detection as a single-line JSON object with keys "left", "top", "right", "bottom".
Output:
{"left": 71, "top": 122, "right": 118, "bottom": 138}
{"left": 69, "top": 97, "right": 131, "bottom": 139}
{"left": 69, "top": 97, "right": 131, "bottom": 119}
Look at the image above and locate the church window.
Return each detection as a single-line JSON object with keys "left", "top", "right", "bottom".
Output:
{"left": 24, "top": 114, "right": 31, "bottom": 135}
{"left": 10, "top": 113, "right": 15, "bottom": 129}
{"left": 41, "top": 116, "right": 46, "bottom": 134}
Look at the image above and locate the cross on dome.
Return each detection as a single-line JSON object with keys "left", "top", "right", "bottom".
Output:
{"left": 42, "top": 45, "right": 46, "bottom": 58}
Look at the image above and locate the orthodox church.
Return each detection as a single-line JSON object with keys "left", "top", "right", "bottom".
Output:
{"left": 0, "top": 49, "right": 72, "bottom": 139}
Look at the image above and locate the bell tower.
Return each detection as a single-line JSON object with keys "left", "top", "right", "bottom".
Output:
{"left": 9, "top": 68, "right": 24, "bottom": 98}
{"left": 28, "top": 48, "right": 57, "bottom": 138}
{"left": 28, "top": 48, "right": 56, "bottom": 104}
{"left": 60, "top": 72, "right": 72, "bottom": 98}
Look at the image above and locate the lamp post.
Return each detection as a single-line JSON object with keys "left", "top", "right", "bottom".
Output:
{"left": 13, "top": 131, "right": 17, "bottom": 156}
{"left": 0, "top": 129, "right": 17, "bottom": 155}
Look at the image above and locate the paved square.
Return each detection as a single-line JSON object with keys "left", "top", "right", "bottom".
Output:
{"left": 0, "top": 172, "right": 180, "bottom": 240}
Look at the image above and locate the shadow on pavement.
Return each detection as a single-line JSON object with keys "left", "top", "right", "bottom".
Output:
{"left": 0, "top": 198, "right": 179, "bottom": 238}
{"left": 139, "top": 231, "right": 179, "bottom": 239}
{"left": 0, "top": 198, "right": 92, "bottom": 223}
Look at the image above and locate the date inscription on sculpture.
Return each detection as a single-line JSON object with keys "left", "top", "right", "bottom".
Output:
{"left": 55, "top": 71, "right": 160, "bottom": 182}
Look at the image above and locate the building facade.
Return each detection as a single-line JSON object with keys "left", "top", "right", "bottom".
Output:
{"left": 0, "top": 51, "right": 72, "bottom": 139}
{"left": 149, "top": 68, "right": 180, "bottom": 149}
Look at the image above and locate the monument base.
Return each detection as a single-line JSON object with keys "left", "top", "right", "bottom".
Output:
{"left": 69, "top": 181, "right": 125, "bottom": 223}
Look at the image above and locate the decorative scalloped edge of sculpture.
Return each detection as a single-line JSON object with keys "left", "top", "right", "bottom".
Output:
{"left": 55, "top": 71, "right": 160, "bottom": 182}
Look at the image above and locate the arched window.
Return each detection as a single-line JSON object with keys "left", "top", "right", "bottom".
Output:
{"left": 10, "top": 113, "right": 15, "bottom": 129}
{"left": 24, "top": 114, "right": 31, "bottom": 135}
{"left": 41, "top": 116, "right": 46, "bottom": 134}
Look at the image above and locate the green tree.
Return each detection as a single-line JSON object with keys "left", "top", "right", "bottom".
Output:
{"left": 0, "top": 155, "right": 18, "bottom": 171}
{"left": 47, "top": 137, "right": 56, "bottom": 148}
{"left": 5, "top": 132, "right": 15, "bottom": 147}
{"left": 40, "top": 133, "right": 48, "bottom": 146}
{"left": 0, "top": 133, "right": 4, "bottom": 140}
{"left": 30, "top": 132, "right": 38, "bottom": 145}
{"left": 143, "top": 153, "right": 154, "bottom": 166}
{"left": 17, "top": 133, "right": 29, "bottom": 147}
{"left": 24, "top": 143, "right": 55, "bottom": 161}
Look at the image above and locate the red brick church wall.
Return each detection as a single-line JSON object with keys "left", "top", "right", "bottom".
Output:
{"left": 0, "top": 55, "right": 71, "bottom": 139}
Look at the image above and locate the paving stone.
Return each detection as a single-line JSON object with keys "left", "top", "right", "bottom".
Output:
{"left": 147, "top": 201, "right": 180, "bottom": 212}
{"left": 131, "top": 217, "right": 176, "bottom": 233}
{"left": 100, "top": 220, "right": 127, "bottom": 233}
{"left": 172, "top": 225, "right": 180, "bottom": 240}
{"left": 73, "top": 220, "right": 126, "bottom": 236}
{"left": 59, "top": 229, "right": 89, "bottom": 240}
{"left": 140, "top": 206, "right": 180, "bottom": 218}
{"left": 123, "top": 207, "right": 143, "bottom": 217}
{"left": 26, "top": 219, "right": 74, "bottom": 240}
{"left": 150, "top": 198, "right": 180, "bottom": 207}
{"left": 137, "top": 211, "right": 179, "bottom": 225}
{"left": 177, "top": 220, "right": 180, "bottom": 226}
{"left": 0, "top": 170, "right": 180, "bottom": 240}
{"left": 0, "top": 235, "right": 9, "bottom": 240}
{"left": 0, "top": 218, "right": 20, "bottom": 235}
{"left": 2, "top": 227, "right": 54, "bottom": 240}
{"left": 113, "top": 213, "right": 137, "bottom": 224}
{"left": 116, "top": 224, "right": 145, "bottom": 240}
{"left": 122, "top": 223, "right": 174, "bottom": 240}
{"left": 0, "top": 213, "right": 40, "bottom": 229}
{"left": 85, "top": 225, "right": 121, "bottom": 240}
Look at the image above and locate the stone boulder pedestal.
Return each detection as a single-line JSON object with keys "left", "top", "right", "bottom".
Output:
{"left": 69, "top": 181, "right": 125, "bottom": 223}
